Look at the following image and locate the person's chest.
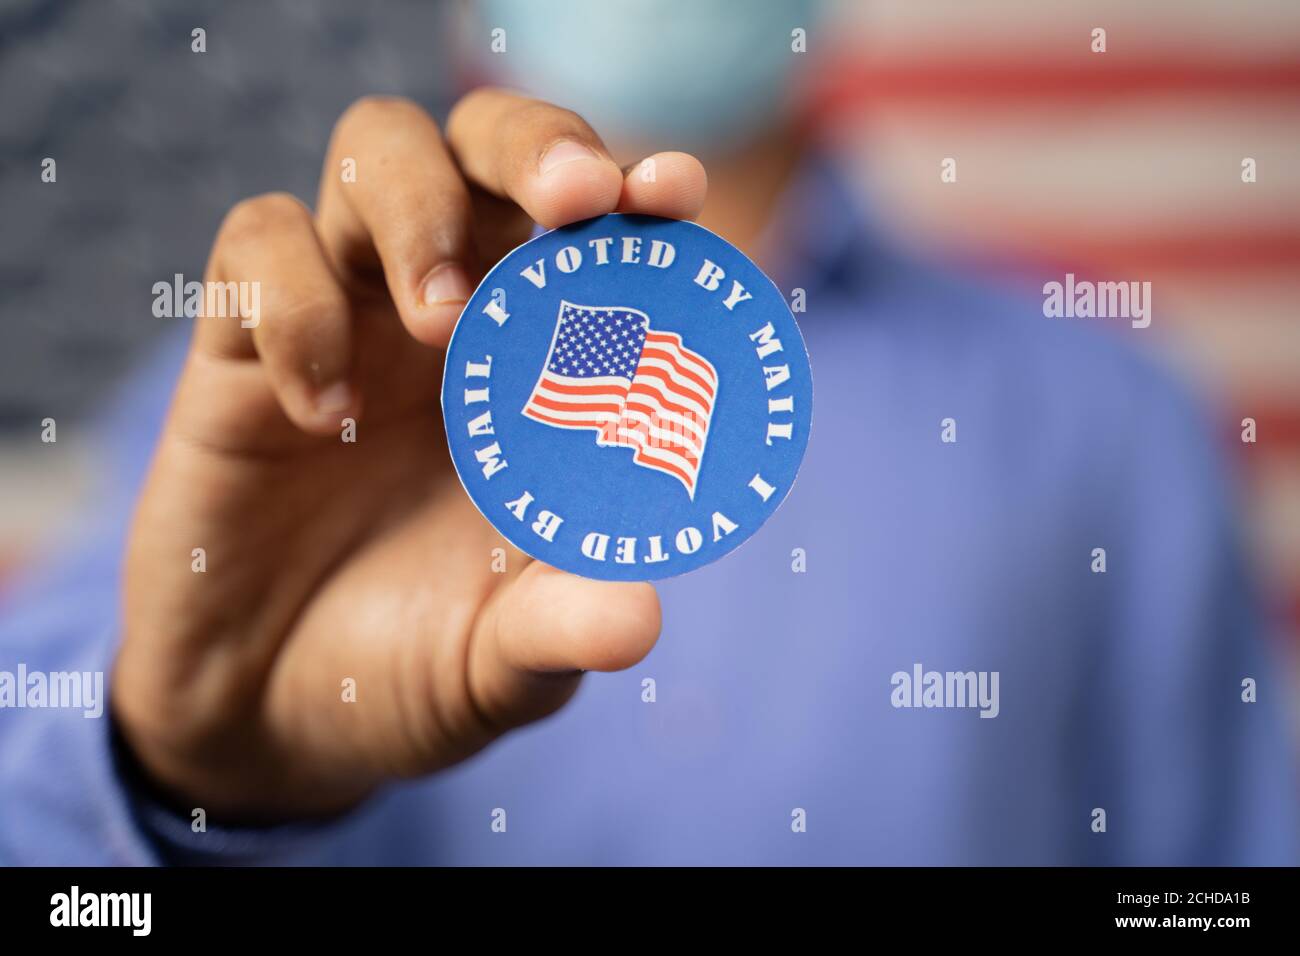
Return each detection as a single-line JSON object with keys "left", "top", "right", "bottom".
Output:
{"left": 343, "top": 305, "right": 1094, "bottom": 864}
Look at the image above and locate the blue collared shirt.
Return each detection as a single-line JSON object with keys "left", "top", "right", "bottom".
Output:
{"left": 1, "top": 158, "right": 1296, "bottom": 864}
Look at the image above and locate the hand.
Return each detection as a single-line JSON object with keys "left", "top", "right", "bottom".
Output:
{"left": 113, "top": 91, "right": 708, "bottom": 821}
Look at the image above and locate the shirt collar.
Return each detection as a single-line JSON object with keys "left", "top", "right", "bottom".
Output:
{"left": 762, "top": 149, "right": 882, "bottom": 302}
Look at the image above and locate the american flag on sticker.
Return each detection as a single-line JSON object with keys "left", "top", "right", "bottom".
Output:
{"left": 522, "top": 301, "right": 718, "bottom": 498}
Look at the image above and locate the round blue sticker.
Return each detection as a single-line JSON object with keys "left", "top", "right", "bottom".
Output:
{"left": 442, "top": 214, "right": 812, "bottom": 581}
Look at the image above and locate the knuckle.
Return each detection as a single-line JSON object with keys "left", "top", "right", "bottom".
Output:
{"left": 256, "top": 294, "right": 347, "bottom": 356}
{"left": 448, "top": 89, "right": 595, "bottom": 150}
{"left": 445, "top": 87, "right": 496, "bottom": 131}
{"left": 518, "top": 100, "right": 591, "bottom": 138}
{"left": 218, "top": 192, "right": 309, "bottom": 245}
{"left": 336, "top": 94, "right": 435, "bottom": 140}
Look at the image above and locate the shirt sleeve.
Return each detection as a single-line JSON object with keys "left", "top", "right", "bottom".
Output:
{"left": 0, "top": 610, "right": 161, "bottom": 865}
{"left": 0, "top": 608, "right": 346, "bottom": 865}
{"left": 0, "top": 332, "right": 353, "bottom": 865}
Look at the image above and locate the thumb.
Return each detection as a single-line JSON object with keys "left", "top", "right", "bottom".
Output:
{"left": 467, "top": 561, "right": 662, "bottom": 730}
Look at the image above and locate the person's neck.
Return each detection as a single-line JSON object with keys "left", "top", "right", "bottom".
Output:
{"left": 695, "top": 129, "right": 804, "bottom": 270}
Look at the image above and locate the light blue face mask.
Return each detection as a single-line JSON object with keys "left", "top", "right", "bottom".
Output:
{"left": 474, "top": 0, "right": 826, "bottom": 154}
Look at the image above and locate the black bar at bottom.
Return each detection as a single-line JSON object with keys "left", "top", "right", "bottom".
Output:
{"left": 0, "top": 866, "right": 1285, "bottom": 940}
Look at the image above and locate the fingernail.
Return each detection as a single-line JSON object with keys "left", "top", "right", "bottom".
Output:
{"left": 314, "top": 381, "right": 353, "bottom": 415}
{"left": 420, "top": 263, "right": 471, "bottom": 307}
{"left": 539, "top": 139, "right": 598, "bottom": 175}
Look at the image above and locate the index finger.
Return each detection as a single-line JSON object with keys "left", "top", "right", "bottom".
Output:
{"left": 446, "top": 88, "right": 707, "bottom": 229}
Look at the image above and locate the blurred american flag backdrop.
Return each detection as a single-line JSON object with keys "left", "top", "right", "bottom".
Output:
{"left": 802, "top": 0, "right": 1300, "bottom": 655}
{"left": 1, "top": 0, "right": 1296, "bottom": 660}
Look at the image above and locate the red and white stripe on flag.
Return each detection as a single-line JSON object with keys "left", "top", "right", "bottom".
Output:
{"left": 522, "top": 321, "right": 717, "bottom": 498}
